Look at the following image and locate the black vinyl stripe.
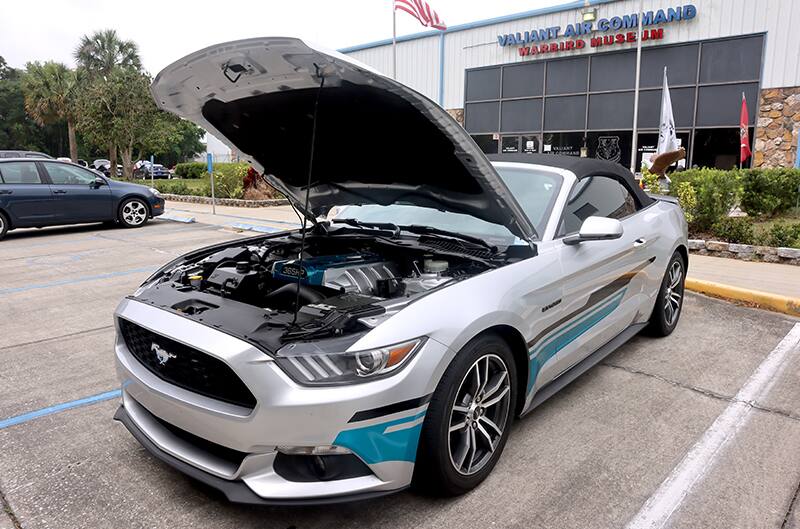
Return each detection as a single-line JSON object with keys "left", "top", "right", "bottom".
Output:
{"left": 348, "top": 393, "right": 433, "bottom": 423}
{"left": 526, "top": 256, "right": 656, "bottom": 349}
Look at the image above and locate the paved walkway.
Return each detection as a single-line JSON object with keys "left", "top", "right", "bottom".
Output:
{"left": 162, "top": 201, "right": 800, "bottom": 300}
{"left": 688, "top": 254, "right": 800, "bottom": 299}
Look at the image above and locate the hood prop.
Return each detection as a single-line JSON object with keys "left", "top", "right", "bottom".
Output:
{"left": 291, "top": 64, "right": 327, "bottom": 325}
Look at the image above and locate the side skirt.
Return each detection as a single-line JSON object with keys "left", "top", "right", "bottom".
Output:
{"left": 520, "top": 322, "right": 647, "bottom": 417}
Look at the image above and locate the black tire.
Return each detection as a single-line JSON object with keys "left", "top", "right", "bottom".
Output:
{"left": 645, "top": 251, "right": 686, "bottom": 337}
{"left": 413, "top": 333, "right": 517, "bottom": 496}
{"left": 0, "top": 211, "right": 8, "bottom": 241}
{"left": 118, "top": 198, "right": 149, "bottom": 228}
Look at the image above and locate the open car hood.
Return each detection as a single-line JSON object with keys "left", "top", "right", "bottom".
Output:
{"left": 151, "top": 37, "right": 536, "bottom": 241}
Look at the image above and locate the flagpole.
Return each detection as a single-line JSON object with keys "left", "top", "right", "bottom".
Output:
{"left": 392, "top": 2, "right": 397, "bottom": 79}
{"left": 629, "top": 0, "right": 643, "bottom": 176}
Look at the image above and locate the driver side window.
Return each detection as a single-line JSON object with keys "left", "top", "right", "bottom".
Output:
{"left": 557, "top": 176, "right": 638, "bottom": 237}
{"left": 45, "top": 163, "right": 98, "bottom": 185}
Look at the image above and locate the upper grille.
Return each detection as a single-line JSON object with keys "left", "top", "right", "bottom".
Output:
{"left": 118, "top": 318, "right": 257, "bottom": 410}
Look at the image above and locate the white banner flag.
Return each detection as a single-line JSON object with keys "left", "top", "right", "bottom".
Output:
{"left": 657, "top": 67, "right": 679, "bottom": 155}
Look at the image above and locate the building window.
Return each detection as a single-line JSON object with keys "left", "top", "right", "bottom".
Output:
{"left": 471, "top": 134, "right": 499, "bottom": 155}
{"left": 693, "top": 128, "right": 754, "bottom": 169}
{"left": 586, "top": 131, "right": 632, "bottom": 168}
{"left": 636, "top": 132, "right": 691, "bottom": 171}
{"left": 501, "top": 136, "right": 520, "bottom": 153}
{"left": 522, "top": 135, "right": 540, "bottom": 154}
{"left": 543, "top": 132, "right": 584, "bottom": 157}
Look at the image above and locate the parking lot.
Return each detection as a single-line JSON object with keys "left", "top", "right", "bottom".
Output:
{"left": 1, "top": 216, "right": 800, "bottom": 529}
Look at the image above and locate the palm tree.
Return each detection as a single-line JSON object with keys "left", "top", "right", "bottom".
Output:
{"left": 74, "top": 29, "right": 141, "bottom": 76}
{"left": 74, "top": 29, "right": 142, "bottom": 173}
{"left": 22, "top": 61, "right": 79, "bottom": 161}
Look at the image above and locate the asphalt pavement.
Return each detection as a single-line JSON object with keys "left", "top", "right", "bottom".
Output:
{"left": 1, "top": 218, "right": 799, "bottom": 529}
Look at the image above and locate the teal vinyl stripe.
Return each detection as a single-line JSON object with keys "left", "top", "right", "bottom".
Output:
{"left": 333, "top": 411, "right": 426, "bottom": 464}
{"left": 527, "top": 289, "right": 626, "bottom": 392}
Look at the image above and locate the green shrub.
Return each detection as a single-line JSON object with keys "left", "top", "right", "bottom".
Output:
{"left": 210, "top": 162, "right": 248, "bottom": 199}
{"left": 674, "top": 181, "right": 697, "bottom": 225}
{"left": 761, "top": 222, "right": 800, "bottom": 248}
{"left": 152, "top": 180, "right": 192, "bottom": 195}
{"left": 740, "top": 168, "right": 800, "bottom": 218}
{"left": 174, "top": 162, "right": 207, "bottom": 179}
{"left": 710, "top": 217, "right": 755, "bottom": 244}
{"left": 670, "top": 168, "right": 741, "bottom": 231}
{"left": 640, "top": 169, "right": 662, "bottom": 194}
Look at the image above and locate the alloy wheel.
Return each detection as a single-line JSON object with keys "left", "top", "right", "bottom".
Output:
{"left": 664, "top": 260, "right": 683, "bottom": 326}
{"left": 447, "top": 353, "right": 511, "bottom": 476}
{"left": 122, "top": 200, "right": 147, "bottom": 226}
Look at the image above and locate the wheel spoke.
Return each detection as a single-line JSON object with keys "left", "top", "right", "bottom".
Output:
{"left": 465, "top": 427, "right": 477, "bottom": 473}
{"left": 479, "top": 416, "right": 503, "bottom": 436}
{"left": 482, "top": 371, "right": 508, "bottom": 402}
{"left": 453, "top": 430, "right": 471, "bottom": 470}
{"left": 482, "top": 385, "right": 510, "bottom": 408}
{"left": 452, "top": 405, "right": 469, "bottom": 414}
{"left": 449, "top": 420, "right": 468, "bottom": 433}
{"left": 476, "top": 422, "right": 495, "bottom": 453}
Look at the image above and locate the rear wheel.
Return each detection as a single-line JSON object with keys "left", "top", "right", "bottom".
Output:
{"left": 0, "top": 211, "right": 8, "bottom": 240}
{"left": 646, "top": 251, "right": 685, "bottom": 336}
{"left": 118, "top": 198, "right": 149, "bottom": 228}
{"left": 413, "top": 333, "right": 516, "bottom": 496}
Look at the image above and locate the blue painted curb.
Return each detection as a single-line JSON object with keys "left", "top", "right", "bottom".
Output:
{"left": 0, "top": 389, "right": 121, "bottom": 430}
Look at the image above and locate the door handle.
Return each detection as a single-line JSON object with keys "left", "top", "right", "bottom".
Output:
{"left": 634, "top": 238, "right": 647, "bottom": 247}
{"left": 0, "top": 190, "right": 12, "bottom": 195}
{"left": 53, "top": 189, "right": 68, "bottom": 194}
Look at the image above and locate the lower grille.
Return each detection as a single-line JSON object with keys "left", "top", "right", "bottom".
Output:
{"left": 119, "top": 318, "right": 257, "bottom": 409}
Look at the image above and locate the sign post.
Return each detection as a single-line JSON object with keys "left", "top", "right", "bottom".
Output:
{"left": 207, "top": 152, "right": 216, "bottom": 215}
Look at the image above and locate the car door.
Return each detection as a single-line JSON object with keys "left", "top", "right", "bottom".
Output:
{"left": 0, "top": 161, "right": 56, "bottom": 227}
{"left": 537, "top": 175, "right": 656, "bottom": 382}
{"left": 41, "top": 162, "right": 113, "bottom": 223}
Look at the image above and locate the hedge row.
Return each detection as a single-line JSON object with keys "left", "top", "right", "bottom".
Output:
{"left": 666, "top": 167, "right": 800, "bottom": 231}
{"left": 173, "top": 161, "right": 249, "bottom": 179}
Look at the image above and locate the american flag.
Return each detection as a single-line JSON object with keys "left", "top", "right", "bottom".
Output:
{"left": 394, "top": 0, "right": 447, "bottom": 30}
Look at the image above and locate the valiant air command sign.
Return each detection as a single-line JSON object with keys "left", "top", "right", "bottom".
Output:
{"left": 497, "top": 4, "right": 697, "bottom": 57}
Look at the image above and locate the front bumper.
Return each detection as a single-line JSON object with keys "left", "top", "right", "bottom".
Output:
{"left": 113, "top": 298, "right": 452, "bottom": 503}
{"left": 149, "top": 196, "right": 165, "bottom": 217}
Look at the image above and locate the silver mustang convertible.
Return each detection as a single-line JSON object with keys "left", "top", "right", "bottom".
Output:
{"left": 113, "top": 37, "right": 688, "bottom": 504}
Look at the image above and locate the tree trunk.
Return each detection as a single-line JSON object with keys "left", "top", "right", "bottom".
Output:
{"left": 121, "top": 146, "right": 133, "bottom": 180}
{"left": 109, "top": 143, "right": 118, "bottom": 179}
{"left": 67, "top": 119, "right": 78, "bottom": 162}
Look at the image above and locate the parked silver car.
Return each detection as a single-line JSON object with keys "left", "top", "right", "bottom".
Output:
{"left": 113, "top": 38, "right": 688, "bottom": 505}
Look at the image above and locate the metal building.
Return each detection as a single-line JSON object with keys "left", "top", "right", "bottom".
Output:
{"left": 341, "top": 0, "right": 800, "bottom": 169}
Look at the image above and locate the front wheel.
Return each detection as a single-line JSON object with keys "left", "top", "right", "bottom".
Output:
{"left": 646, "top": 251, "right": 686, "bottom": 336}
{"left": 413, "top": 333, "right": 517, "bottom": 496}
{"left": 118, "top": 198, "right": 149, "bottom": 228}
{"left": 0, "top": 211, "right": 8, "bottom": 240}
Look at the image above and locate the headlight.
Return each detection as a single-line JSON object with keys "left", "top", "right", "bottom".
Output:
{"left": 274, "top": 338, "right": 425, "bottom": 386}
{"left": 149, "top": 187, "right": 161, "bottom": 197}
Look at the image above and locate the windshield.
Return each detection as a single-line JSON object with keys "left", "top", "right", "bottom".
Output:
{"left": 332, "top": 166, "right": 562, "bottom": 245}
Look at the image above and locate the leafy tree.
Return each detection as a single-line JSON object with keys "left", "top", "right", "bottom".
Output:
{"left": 0, "top": 56, "right": 57, "bottom": 154}
{"left": 74, "top": 29, "right": 142, "bottom": 174}
{"left": 21, "top": 61, "right": 79, "bottom": 161}
{"left": 74, "top": 29, "right": 141, "bottom": 76}
{"left": 76, "top": 68, "right": 177, "bottom": 179}
{"left": 152, "top": 119, "right": 205, "bottom": 167}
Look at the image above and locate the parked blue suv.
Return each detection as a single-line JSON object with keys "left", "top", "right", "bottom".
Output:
{"left": 0, "top": 159, "right": 165, "bottom": 240}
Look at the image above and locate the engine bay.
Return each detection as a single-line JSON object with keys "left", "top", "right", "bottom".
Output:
{"left": 132, "top": 225, "right": 527, "bottom": 352}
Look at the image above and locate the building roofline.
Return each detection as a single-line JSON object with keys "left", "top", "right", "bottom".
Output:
{"left": 338, "top": 0, "right": 620, "bottom": 53}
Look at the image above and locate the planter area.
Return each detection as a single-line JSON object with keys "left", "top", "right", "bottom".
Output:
{"left": 161, "top": 193, "right": 289, "bottom": 208}
{"left": 688, "top": 238, "right": 800, "bottom": 265}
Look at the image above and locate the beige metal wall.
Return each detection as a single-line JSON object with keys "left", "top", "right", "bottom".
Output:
{"left": 344, "top": 0, "right": 800, "bottom": 109}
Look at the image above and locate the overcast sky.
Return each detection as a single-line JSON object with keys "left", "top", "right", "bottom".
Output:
{"left": 2, "top": 0, "right": 556, "bottom": 74}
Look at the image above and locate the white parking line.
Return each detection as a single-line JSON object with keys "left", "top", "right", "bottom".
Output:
{"left": 625, "top": 322, "right": 800, "bottom": 529}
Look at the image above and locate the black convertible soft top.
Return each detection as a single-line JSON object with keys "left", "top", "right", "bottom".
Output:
{"left": 487, "top": 153, "right": 654, "bottom": 208}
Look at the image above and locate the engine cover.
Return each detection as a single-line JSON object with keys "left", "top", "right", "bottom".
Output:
{"left": 271, "top": 254, "right": 397, "bottom": 295}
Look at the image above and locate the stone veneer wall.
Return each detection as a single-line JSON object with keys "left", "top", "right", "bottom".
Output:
{"left": 754, "top": 87, "right": 800, "bottom": 168}
{"left": 446, "top": 108, "right": 464, "bottom": 126}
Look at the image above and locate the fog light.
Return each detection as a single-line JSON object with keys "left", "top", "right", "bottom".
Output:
{"left": 276, "top": 445, "right": 352, "bottom": 456}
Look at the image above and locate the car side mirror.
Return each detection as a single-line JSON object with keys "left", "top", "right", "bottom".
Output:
{"left": 93, "top": 176, "right": 107, "bottom": 187}
{"left": 563, "top": 216, "right": 623, "bottom": 245}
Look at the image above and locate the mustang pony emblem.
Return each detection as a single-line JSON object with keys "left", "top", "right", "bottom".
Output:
{"left": 151, "top": 342, "right": 176, "bottom": 365}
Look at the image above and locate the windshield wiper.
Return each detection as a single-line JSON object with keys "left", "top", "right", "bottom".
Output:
{"left": 330, "top": 218, "right": 401, "bottom": 237}
{"left": 399, "top": 225, "right": 497, "bottom": 253}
